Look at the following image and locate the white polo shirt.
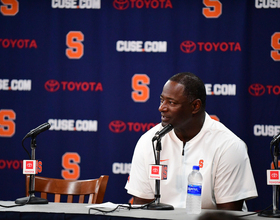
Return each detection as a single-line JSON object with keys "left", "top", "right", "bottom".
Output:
{"left": 125, "top": 113, "right": 258, "bottom": 209}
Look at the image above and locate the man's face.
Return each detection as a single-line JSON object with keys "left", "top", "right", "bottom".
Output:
{"left": 159, "top": 80, "right": 193, "bottom": 129}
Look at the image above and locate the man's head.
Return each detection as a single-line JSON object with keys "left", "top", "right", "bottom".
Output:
{"left": 159, "top": 72, "right": 206, "bottom": 130}
{"left": 169, "top": 72, "right": 206, "bottom": 109}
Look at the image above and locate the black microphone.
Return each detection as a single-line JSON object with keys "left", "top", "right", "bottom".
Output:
{"left": 271, "top": 132, "right": 280, "bottom": 146}
{"left": 24, "top": 122, "right": 51, "bottom": 139}
{"left": 152, "top": 124, "right": 173, "bottom": 142}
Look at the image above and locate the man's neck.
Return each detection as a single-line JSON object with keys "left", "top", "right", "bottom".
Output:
{"left": 174, "top": 112, "right": 205, "bottom": 144}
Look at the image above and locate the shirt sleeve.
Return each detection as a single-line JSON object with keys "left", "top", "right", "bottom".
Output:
{"left": 125, "top": 136, "right": 155, "bottom": 199}
{"left": 213, "top": 140, "right": 258, "bottom": 204}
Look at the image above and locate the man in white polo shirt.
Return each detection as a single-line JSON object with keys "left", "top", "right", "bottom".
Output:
{"left": 125, "top": 72, "right": 258, "bottom": 211}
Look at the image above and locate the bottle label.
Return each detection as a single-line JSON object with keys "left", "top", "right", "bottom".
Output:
{"left": 187, "top": 184, "right": 202, "bottom": 196}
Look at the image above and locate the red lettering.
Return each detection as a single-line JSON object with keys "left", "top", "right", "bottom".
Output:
{"left": 24, "top": 39, "right": 30, "bottom": 48}
{"left": 130, "top": 0, "right": 136, "bottom": 7}
{"left": 234, "top": 42, "right": 241, "bottom": 51}
{"left": 220, "top": 42, "right": 228, "bottom": 52}
{"left": 0, "top": 160, "right": 5, "bottom": 169}
{"left": 212, "top": 42, "right": 219, "bottom": 51}
{"left": 273, "top": 85, "right": 280, "bottom": 95}
{"left": 197, "top": 42, "right": 204, "bottom": 51}
{"left": 267, "top": 85, "right": 273, "bottom": 94}
{"left": 81, "top": 82, "right": 89, "bottom": 91}
{"left": 75, "top": 82, "right": 81, "bottom": 91}
{"left": 127, "top": 122, "right": 133, "bottom": 131}
{"left": 95, "top": 82, "right": 103, "bottom": 91}
{"left": 151, "top": 0, "right": 159, "bottom": 8}
{"left": 134, "top": 122, "right": 141, "bottom": 132}
{"left": 0, "top": 39, "right": 37, "bottom": 49}
{"left": 3, "top": 39, "right": 9, "bottom": 48}
{"left": 17, "top": 39, "right": 24, "bottom": 48}
{"left": 68, "top": 82, "right": 75, "bottom": 91}
{"left": 144, "top": 0, "right": 150, "bottom": 8}
{"left": 13, "top": 160, "right": 19, "bottom": 169}
{"left": 6, "top": 160, "right": 12, "bottom": 169}
{"left": 29, "top": 40, "right": 37, "bottom": 48}
{"left": 89, "top": 82, "right": 96, "bottom": 90}
{"left": 136, "top": 0, "right": 144, "bottom": 8}
{"left": 59, "top": 81, "right": 102, "bottom": 91}
{"left": 228, "top": 42, "right": 234, "bottom": 51}
{"left": 0, "top": 160, "right": 23, "bottom": 169}
{"left": 61, "top": 81, "right": 67, "bottom": 90}
{"left": 165, "top": 0, "right": 172, "bottom": 8}
{"left": 140, "top": 123, "right": 147, "bottom": 131}
{"left": 10, "top": 39, "right": 17, "bottom": 48}
{"left": 204, "top": 42, "right": 212, "bottom": 51}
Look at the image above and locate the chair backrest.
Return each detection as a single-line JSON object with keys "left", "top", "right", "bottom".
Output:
{"left": 26, "top": 175, "right": 109, "bottom": 204}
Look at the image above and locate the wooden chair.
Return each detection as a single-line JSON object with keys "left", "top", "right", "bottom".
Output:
{"left": 25, "top": 175, "right": 109, "bottom": 204}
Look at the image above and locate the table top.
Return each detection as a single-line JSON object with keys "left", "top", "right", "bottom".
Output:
{"left": 0, "top": 200, "right": 275, "bottom": 220}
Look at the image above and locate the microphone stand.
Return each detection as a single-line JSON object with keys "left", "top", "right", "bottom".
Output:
{"left": 15, "top": 137, "right": 48, "bottom": 204}
{"left": 147, "top": 138, "right": 174, "bottom": 210}
{"left": 259, "top": 141, "right": 280, "bottom": 217}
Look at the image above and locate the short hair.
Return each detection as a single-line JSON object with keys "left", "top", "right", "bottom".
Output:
{"left": 169, "top": 72, "right": 206, "bottom": 109}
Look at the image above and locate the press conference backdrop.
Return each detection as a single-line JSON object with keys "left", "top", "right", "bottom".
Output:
{"left": 0, "top": 0, "right": 280, "bottom": 211}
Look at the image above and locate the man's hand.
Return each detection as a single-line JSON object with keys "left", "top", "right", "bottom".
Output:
{"left": 217, "top": 199, "right": 244, "bottom": 211}
{"left": 133, "top": 196, "right": 154, "bottom": 204}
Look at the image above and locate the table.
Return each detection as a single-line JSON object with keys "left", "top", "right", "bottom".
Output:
{"left": 0, "top": 201, "right": 277, "bottom": 220}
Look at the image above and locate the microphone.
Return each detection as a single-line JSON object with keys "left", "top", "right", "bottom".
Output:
{"left": 271, "top": 132, "right": 280, "bottom": 146}
{"left": 152, "top": 124, "right": 173, "bottom": 142}
{"left": 24, "top": 122, "right": 51, "bottom": 139}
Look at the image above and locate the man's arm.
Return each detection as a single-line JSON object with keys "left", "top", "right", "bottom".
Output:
{"left": 133, "top": 196, "right": 154, "bottom": 204}
{"left": 216, "top": 199, "right": 244, "bottom": 211}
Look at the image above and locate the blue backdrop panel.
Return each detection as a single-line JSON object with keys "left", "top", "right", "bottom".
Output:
{"left": 0, "top": 0, "right": 280, "bottom": 211}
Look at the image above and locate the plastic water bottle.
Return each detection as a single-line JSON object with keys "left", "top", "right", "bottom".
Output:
{"left": 186, "top": 165, "right": 203, "bottom": 214}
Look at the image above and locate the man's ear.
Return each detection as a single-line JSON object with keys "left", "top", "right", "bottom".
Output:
{"left": 191, "top": 99, "right": 202, "bottom": 114}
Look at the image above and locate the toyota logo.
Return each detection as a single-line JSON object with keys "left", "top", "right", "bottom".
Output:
{"left": 113, "top": 0, "right": 129, "bottom": 10}
{"left": 152, "top": 167, "right": 159, "bottom": 174}
{"left": 45, "top": 80, "right": 60, "bottom": 92}
{"left": 109, "top": 120, "right": 126, "bottom": 133}
{"left": 248, "top": 84, "right": 265, "bottom": 96}
{"left": 180, "top": 41, "right": 196, "bottom": 53}
{"left": 26, "top": 162, "right": 33, "bottom": 169}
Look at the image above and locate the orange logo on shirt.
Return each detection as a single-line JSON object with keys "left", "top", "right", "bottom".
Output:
{"left": 199, "top": 160, "right": 204, "bottom": 168}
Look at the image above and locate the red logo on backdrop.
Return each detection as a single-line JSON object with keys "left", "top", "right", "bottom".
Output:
{"left": 26, "top": 161, "right": 34, "bottom": 169}
{"left": 180, "top": 41, "right": 196, "bottom": 53}
{"left": 113, "top": 0, "right": 173, "bottom": 10}
{"left": 180, "top": 41, "right": 241, "bottom": 53}
{"left": 45, "top": 80, "right": 60, "bottom": 92}
{"left": 271, "top": 171, "right": 279, "bottom": 180}
{"left": 248, "top": 84, "right": 265, "bottom": 96}
{"left": 113, "top": 0, "right": 129, "bottom": 10}
{"left": 109, "top": 120, "right": 127, "bottom": 133}
{"left": 151, "top": 166, "right": 159, "bottom": 175}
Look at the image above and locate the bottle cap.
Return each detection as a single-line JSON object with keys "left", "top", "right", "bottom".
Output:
{"left": 193, "top": 165, "right": 199, "bottom": 170}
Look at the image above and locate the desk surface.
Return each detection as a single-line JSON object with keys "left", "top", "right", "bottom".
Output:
{"left": 0, "top": 200, "right": 276, "bottom": 220}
